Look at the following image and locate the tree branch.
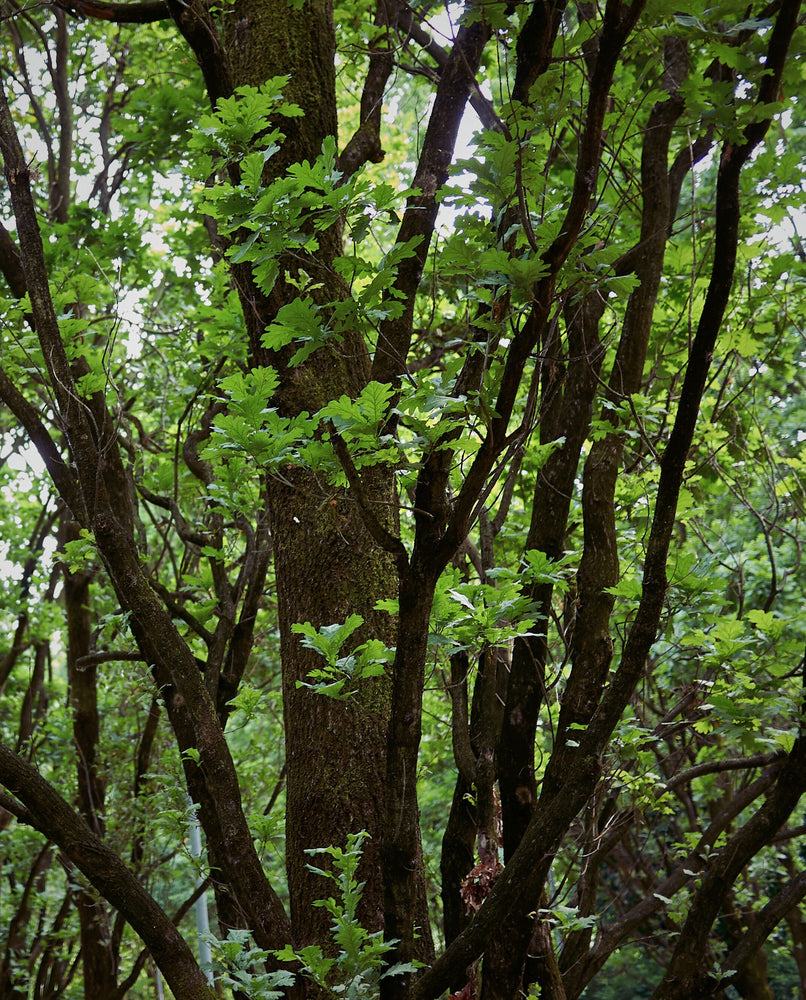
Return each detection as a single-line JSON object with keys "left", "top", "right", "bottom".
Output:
{"left": 0, "top": 365, "right": 86, "bottom": 523}
{"left": 0, "top": 74, "right": 100, "bottom": 512}
{"left": 54, "top": 0, "right": 170, "bottom": 22}
{"left": 74, "top": 651, "right": 145, "bottom": 669}
{"left": 371, "top": 7, "right": 491, "bottom": 387}
{"left": 564, "top": 762, "right": 786, "bottom": 997}
{"left": 723, "top": 869, "right": 806, "bottom": 980}
{"left": 338, "top": 0, "right": 397, "bottom": 180}
{"left": 663, "top": 752, "right": 781, "bottom": 792}
{"left": 651, "top": 739, "right": 806, "bottom": 998}
{"left": 329, "top": 426, "right": 409, "bottom": 569}
{"left": 586, "top": 0, "right": 801, "bottom": 764}
{"left": 0, "top": 740, "right": 216, "bottom": 1000}
{"left": 164, "top": 0, "right": 231, "bottom": 107}
{"left": 393, "top": 2, "right": 502, "bottom": 132}
{"left": 441, "top": 0, "right": 648, "bottom": 565}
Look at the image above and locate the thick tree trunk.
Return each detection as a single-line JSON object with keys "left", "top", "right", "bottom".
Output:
{"left": 271, "top": 464, "right": 397, "bottom": 942}
{"left": 215, "top": 0, "right": 400, "bottom": 942}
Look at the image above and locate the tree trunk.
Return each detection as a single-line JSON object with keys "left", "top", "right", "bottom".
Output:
{"left": 217, "top": 0, "right": 400, "bottom": 942}
{"left": 785, "top": 905, "right": 806, "bottom": 999}
{"left": 64, "top": 520, "right": 119, "bottom": 997}
{"left": 271, "top": 465, "right": 397, "bottom": 942}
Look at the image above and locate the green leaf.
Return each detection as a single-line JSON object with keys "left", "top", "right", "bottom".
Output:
{"left": 357, "top": 381, "right": 394, "bottom": 425}
{"left": 673, "top": 13, "right": 707, "bottom": 31}
{"left": 263, "top": 296, "right": 327, "bottom": 357}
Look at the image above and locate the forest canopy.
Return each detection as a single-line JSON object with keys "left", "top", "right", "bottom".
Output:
{"left": 0, "top": 1, "right": 805, "bottom": 999}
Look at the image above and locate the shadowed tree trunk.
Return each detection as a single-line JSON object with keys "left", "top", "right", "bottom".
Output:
{"left": 64, "top": 518, "right": 119, "bottom": 997}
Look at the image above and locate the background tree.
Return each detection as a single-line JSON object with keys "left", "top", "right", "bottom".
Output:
{"left": 0, "top": 2, "right": 805, "bottom": 1000}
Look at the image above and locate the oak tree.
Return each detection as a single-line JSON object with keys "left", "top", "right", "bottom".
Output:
{"left": 0, "top": 2, "right": 805, "bottom": 999}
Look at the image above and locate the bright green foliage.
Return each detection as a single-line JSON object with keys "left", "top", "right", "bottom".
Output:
{"left": 276, "top": 832, "right": 417, "bottom": 997}
{"left": 428, "top": 568, "right": 538, "bottom": 652}
{"left": 205, "top": 366, "right": 317, "bottom": 508}
{"left": 0, "top": 1, "right": 805, "bottom": 998}
{"left": 209, "top": 929, "right": 296, "bottom": 998}
{"left": 292, "top": 617, "right": 393, "bottom": 699}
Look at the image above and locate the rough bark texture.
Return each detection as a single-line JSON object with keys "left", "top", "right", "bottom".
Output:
{"left": 212, "top": 0, "right": 402, "bottom": 944}
{"left": 271, "top": 466, "right": 397, "bottom": 942}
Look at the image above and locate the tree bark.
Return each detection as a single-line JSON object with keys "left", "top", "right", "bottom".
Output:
{"left": 64, "top": 519, "right": 119, "bottom": 997}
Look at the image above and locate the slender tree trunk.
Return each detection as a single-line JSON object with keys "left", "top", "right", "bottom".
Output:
{"left": 64, "top": 521, "right": 119, "bottom": 997}
{"left": 785, "top": 906, "right": 806, "bottom": 998}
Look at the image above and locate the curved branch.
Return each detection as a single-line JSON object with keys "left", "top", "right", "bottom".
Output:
{"left": 393, "top": 3, "right": 501, "bottom": 132}
{"left": 0, "top": 75, "right": 99, "bottom": 513}
{"left": 74, "top": 651, "right": 145, "bottom": 669}
{"left": 338, "top": 0, "right": 397, "bottom": 180}
{"left": 723, "top": 869, "right": 806, "bottom": 979}
{"left": 651, "top": 739, "right": 806, "bottom": 999}
{"left": 371, "top": 11, "right": 492, "bottom": 387}
{"left": 329, "top": 426, "right": 409, "bottom": 568}
{"left": 0, "top": 741, "right": 215, "bottom": 1000}
{"left": 664, "top": 752, "right": 781, "bottom": 792}
{"left": 55, "top": 0, "right": 170, "bottom": 22}
{"left": 0, "top": 366, "right": 86, "bottom": 523}
{"left": 164, "top": 0, "right": 231, "bottom": 106}
{"left": 137, "top": 484, "right": 210, "bottom": 547}
{"left": 564, "top": 762, "right": 786, "bottom": 997}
